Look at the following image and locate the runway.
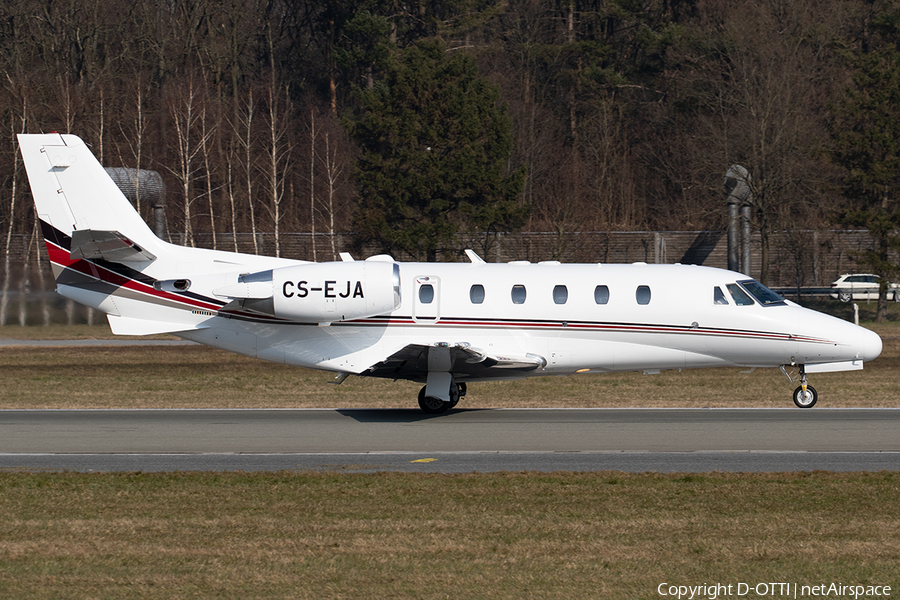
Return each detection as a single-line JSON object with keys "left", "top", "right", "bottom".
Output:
{"left": 2, "top": 408, "right": 898, "bottom": 473}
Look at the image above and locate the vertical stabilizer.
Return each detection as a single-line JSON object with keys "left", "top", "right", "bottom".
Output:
{"left": 17, "top": 133, "right": 222, "bottom": 334}
{"left": 17, "top": 133, "right": 162, "bottom": 257}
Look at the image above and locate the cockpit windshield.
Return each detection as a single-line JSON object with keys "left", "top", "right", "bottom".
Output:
{"left": 738, "top": 280, "right": 786, "bottom": 306}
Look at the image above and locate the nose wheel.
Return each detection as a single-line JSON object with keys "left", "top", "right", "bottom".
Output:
{"left": 793, "top": 384, "right": 817, "bottom": 408}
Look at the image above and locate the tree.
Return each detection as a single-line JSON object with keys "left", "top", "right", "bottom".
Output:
{"left": 830, "top": 45, "right": 900, "bottom": 321}
{"left": 666, "top": 0, "right": 845, "bottom": 283}
{"left": 349, "top": 40, "right": 526, "bottom": 261}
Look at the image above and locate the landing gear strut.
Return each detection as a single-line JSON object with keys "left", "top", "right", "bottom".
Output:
{"left": 417, "top": 381, "right": 466, "bottom": 414}
{"left": 781, "top": 365, "right": 818, "bottom": 408}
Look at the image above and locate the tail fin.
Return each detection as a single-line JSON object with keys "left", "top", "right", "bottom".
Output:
{"left": 18, "top": 133, "right": 196, "bottom": 334}
{"left": 17, "top": 133, "right": 163, "bottom": 264}
{"left": 18, "top": 133, "right": 292, "bottom": 336}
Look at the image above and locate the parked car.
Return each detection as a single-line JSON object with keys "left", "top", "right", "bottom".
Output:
{"left": 829, "top": 273, "right": 900, "bottom": 302}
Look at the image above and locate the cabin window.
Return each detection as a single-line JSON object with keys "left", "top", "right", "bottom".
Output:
{"left": 714, "top": 286, "right": 729, "bottom": 305}
{"left": 470, "top": 284, "right": 485, "bottom": 304}
{"left": 419, "top": 284, "right": 435, "bottom": 304}
{"left": 511, "top": 285, "right": 527, "bottom": 304}
{"left": 594, "top": 285, "right": 610, "bottom": 305}
{"left": 726, "top": 283, "right": 754, "bottom": 306}
{"left": 636, "top": 285, "right": 651, "bottom": 305}
{"left": 553, "top": 285, "right": 568, "bottom": 304}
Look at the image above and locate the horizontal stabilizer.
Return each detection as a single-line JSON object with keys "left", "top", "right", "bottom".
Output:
{"left": 107, "top": 315, "right": 211, "bottom": 336}
{"left": 71, "top": 229, "right": 157, "bottom": 263}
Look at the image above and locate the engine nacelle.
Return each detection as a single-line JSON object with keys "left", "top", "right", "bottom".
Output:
{"left": 220, "top": 261, "right": 400, "bottom": 323}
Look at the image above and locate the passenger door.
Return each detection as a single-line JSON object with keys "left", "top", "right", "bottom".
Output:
{"left": 413, "top": 276, "right": 440, "bottom": 323}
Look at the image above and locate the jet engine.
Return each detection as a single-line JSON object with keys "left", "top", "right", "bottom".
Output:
{"left": 214, "top": 261, "right": 401, "bottom": 323}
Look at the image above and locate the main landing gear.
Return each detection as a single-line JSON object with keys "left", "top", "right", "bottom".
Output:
{"left": 417, "top": 382, "right": 466, "bottom": 414}
{"left": 782, "top": 365, "right": 817, "bottom": 408}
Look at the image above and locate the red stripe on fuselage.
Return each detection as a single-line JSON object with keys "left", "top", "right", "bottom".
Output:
{"left": 44, "top": 238, "right": 222, "bottom": 312}
{"left": 348, "top": 316, "right": 833, "bottom": 345}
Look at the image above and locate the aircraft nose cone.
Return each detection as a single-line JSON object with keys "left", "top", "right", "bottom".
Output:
{"left": 861, "top": 327, "right": 883, "bottom": 362}
{"left": 795, "top": 308, "right": 883, "bottom": 364}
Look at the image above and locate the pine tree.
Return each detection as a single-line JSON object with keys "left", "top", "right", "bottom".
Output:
{"left": 830, "top": 45, "right": 900, "bottom": 321}
{"left": 349, "top": 40, "right": 527, "bottom": 261}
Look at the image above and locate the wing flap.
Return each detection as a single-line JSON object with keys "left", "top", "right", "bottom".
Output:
{"left": 362, "top": 342, "right": 546, "bottom": 383}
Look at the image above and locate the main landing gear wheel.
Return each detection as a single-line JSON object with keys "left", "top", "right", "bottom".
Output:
{"left": 450, "top": 382, "right": 466, "bottom": 408}
{"left": 417, "top": 382, "right": 463, "bottom": 414}
{"left": 793, "top": 385, "right": 818, "bottom": 408}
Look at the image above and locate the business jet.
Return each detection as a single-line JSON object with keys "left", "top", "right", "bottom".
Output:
{"left": 18, "top": 133, "right": 882, "bottom": 413}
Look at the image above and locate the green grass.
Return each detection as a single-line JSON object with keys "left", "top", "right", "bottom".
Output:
{"left": 0, "top": 471, "right": 898, "bottom": 599}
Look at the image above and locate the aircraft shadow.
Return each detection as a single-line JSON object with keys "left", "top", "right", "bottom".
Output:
{"left": 335, "top": 408, "right": 492, "bottom": 424}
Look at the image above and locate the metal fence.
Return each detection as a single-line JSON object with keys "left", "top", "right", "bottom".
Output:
{"left": 0, "top": 229, "right": 888, "bottom": 326}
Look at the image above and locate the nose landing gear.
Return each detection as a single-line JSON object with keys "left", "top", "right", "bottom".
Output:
{"left": 782, "top": 365, "right": 817, "bottom": 408}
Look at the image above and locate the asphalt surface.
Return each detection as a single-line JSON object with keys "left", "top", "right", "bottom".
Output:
{"left": 1, "top": 408, "right": 898, "bottom": 473}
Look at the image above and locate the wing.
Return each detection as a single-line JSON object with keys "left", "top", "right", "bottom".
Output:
{"left": 361, "top": 342, "right": 546, "bottom": 383}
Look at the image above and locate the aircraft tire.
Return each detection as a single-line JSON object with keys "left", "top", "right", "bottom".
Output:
{"left": 418, "top": 386, "right": 451, "bottom": 414}
{"left": 448, "top": 382, "right": 462, "bottom": 408}
{"left": 793, "top": 385, "right": 818, "bottom": 408}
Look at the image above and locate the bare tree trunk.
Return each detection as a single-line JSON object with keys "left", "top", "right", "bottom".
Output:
{"left": 97, "top": 87, "right": 105, "bottom": 164}
{"left": 201, "top": 106, "right": 218, "bottom": 250}
{"left": 226, "top": 142, "right": 239, "bottom": 252}
{"left": 168, "top": 80, "right": 213, "bottom": 248}
{"left": 237, "top": 89, "right": 260, "bottom": 255}
{"left": 171, "top": 87, "right": 197, "bottom": 247}
{"left": 322, "top": 131, "right": 344, "bottom": 262}
{"left": 1, "top": 101, "right": 27, "bottom": 326}
{"left": 18, "top": 229, "right": 34, "bottom": 326}
{"left": 309, "top": 108, "right": 317, "bottom": 262}
{"left": 270, "top": 99, "right": 281, "bottom": 258}
{"left": 33, "top": 220, "right": 51, "bottom": 326}
{"left": 266, "top": 34, "right": 292, "bottom": 259}
{"left": 116, "top": 81, "right": 148, "bottom": 218}
{"left": 59, "top": 75, "right": 75, "bottom": 134}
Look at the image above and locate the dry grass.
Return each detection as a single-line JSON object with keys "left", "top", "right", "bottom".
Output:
{"left": 0, "top": 322, "right": 897, "bottom": 409}
{"left": 0, "top": 471, "right": 898, "bottom": 599}
{"left": 1, "top": 312, "right": 898, "bottom": 598}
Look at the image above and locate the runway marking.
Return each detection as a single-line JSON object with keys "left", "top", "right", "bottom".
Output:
{"left": 411, "top": 458, "right": 438, "bottom": 463}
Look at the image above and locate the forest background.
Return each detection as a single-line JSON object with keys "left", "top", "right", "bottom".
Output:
{"left": 2, "top": 0, "right": 900, "bottom": 290}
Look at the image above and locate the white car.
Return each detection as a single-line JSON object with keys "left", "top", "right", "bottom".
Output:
{"left": 830, "top": 274, "right": 900, "bottom": 302}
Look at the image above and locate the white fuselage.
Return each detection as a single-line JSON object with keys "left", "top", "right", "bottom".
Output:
{"left": 159, "top": 259, "right": 880, "bottom": 381}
